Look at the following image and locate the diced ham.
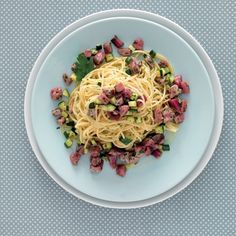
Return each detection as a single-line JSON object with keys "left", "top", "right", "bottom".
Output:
{"left": 93, "top": 51, "right": 105, "bottom": 65}
{"left": 103, "top": 42, "right": 112, "bottom": 54}
{"left": 145, "top": 146, "right": 152, "bottom": 155}
{"left": 181, "top": 99, "right": 188, "bottom": 113}
{"left": 174, "top": 75, "right": 183, "bottom": 87}
{"left": 115, "top": 96, "right": 124, "bottom": 106}
{"left": 162, "top": 108, "right": 175, "bottom": 123}
{"left": 169, "top": 84, "right": 180, "bottom": 98}
{"left": 137, "top": 98, "right": 144, "bottom": 107}
{"left": 115, "top": 82, "right": 125, "bottom": 93}
{"left": 158, "top": 60, "right": 169, "bottom": 68}
{"left": 63, "top": 73, "right": 72, "bottom": 85}
{"left": 70, "top": 152, "right": 80, "bottom": 165}
{"left": 120, "top": 153, "right": 140, "bottom": 164}
{"left": 107, "top": 155, "right": 117, "bottom": 169}
{"left": 107, "top": 110, "right": 121, "bottom": 120}
{"left": 76, "top": 145, "right": 85, "bottom": 156}
{"left": 111, "top": 35, "right": 124, "bottom": 48}
{"left": 134, "top": 145, "right": 144, "bottom": 153}
{"left": 116, "top": 164, "right": 126, "bottom": 177}
{"left": 90, "top": 157, "right": 103, "bottom": 166}
{"left": 70, "top": 145, "right": 84, "bottom": 165}
{"left": 71, "top": 63, "right": 77, "bottom": 72}
{"left": 169, "top": 98, "right": 181, "bottom": 113}
{"left": 174, "top": 113, "right": 185, "bottom": 124}
{"left": 154, "top": 108, "right": 163, "bottom": 123}
{"left": 128, "top": 57, "right": 140, "bottom": 74}
{"left": 180, "top": 81, "right": 190, "bottom": 94}
{"left": 57, "top": 116, "right": 65, "bottom": 125}
{"left": 119, "top": 105, "right": 129, "bottom": 117}
{"left": 98, "top": 92, "right": 110, "bottom": 104}
{"left": 132, "top": 38, "right": 144, "bottom": 50}
{"left": 52, "top": 108, "right": 61, "bottom": 117}
{"left": 117, "top": 48, "right": 131, "bottom": 56}
{"left": 84, "top": 49, "right": 92, "bottom": 58}
{"left": 50, "top": 87, "right": 63, "bottom": 100}
{"left": 144, "top": 55, "right": 154, "bottom": 69}
{"left": 90, "top": 164, "right": 103, "bottom": 173}
{"left": 90, "top": 146, "right": 101, "bottom": 157}
{"left": 103, "top": 88, "right": 115, "bottom": 98}
{"left": 152, "top": 134, "right": 164, "bottom": 144}
{"left": 122, "top": 88, "right": 132, "bottom": 99}
{"left": 152, "top": 149, "right": 161, "bottom": 158}
{"left": 143, "top": 138, "right": 156, "bottom": 148}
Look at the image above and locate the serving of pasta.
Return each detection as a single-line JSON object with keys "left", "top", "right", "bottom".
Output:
{"left": 50, "top": 36, "right": 190, "bottom": 176}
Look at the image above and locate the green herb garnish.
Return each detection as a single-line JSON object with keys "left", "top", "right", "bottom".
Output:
{"left": 74, "top": 53, "right": 94, "bottom": 81}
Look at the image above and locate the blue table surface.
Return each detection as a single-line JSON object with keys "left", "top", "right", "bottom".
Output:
{"left": 1, "top": 1, "right": 235, "bottom": 235}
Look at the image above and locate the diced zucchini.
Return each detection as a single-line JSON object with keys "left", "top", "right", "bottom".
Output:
{"left": 63, "top": 131, "right": 70, "bottom": 139}
{"left": 105, "top": 53, "right": 114, "bottom": 62}
{"left": 89, "top": 102, "right": 95, "bottom": 109}
{"left": 156, "top": 70, "right": 161, "bottom": 77}
{"left": 110, "top": 97, "right": 116, "bottom": 105}
{"left": 162, "top": 144, "right": 170, "bottom": 151}
{"left": 164, "top": 67, "right": 171, "bottom": 75}
{"left": 58, "top": 101, "right": 67, "bottom": 111}
{"left": 100, "top": 104, "right": 116, "bottom": 111}
{"left": 125, "top": 69, "right": 132, "bottom": 75}
{"left": 96, "top": 44, "right": 102, "bottom": 50}
{"left": 127, "top": 109, "right": 138, "bottom": 115}
{"left": 64, "top": 139, "right": 73, "bottom": 148}
{"left": 155, "top": 125, "right": 165, "bottom": 134}
{"left": 69, "top": 131, "right": 76, "bottom": 140}
{"left": 149, "top": 50, "right": 156, "bottom": 58}
{"left": 129, "top": 108, "right": 138, "bottom": 112}
{"left": 70, "top": 73, "right": 77, "bottom": 81}
{"left": 120, "top": 137, "right": 132, "bottom": 145}
{"left": 61, "top": 111, "right": 68, "bottom": 118}
{"left": 128, "top": 101, "right": 137, "bottom": 107}
{"left": 130, "top": 93, "right": 138, "bottom": 101}
{"left": 136, "top": 117, "right": 142, "bottom": 123}
{"left": 160, "top": 67, "right": 171, "bottom": 77}
{"left": 91, "top": 48, "right": 98, "bottom": 55}
{"left": 126, "top": 163, "right": 136, "bottom": 169}
{"left": 94, "top": 98, "right": 102, "bottom": 104}
{"left": 165, "top": 122, "right": 179, "bottom": 132}
{"left": 167, "top": 74, "right": 174, "bottom": 84}
{"left": 128, "top": 44, "right": 135, "bottom": 52}
{"left": 103, "top": 142, "right": 112, "bottom": 150}
{"left": 91, "top": 139, "right": 97, "bottom": 145}
{"left": 66, "top": 121, "right": 75, "bottom": 126}
{"left": 160, "top": 68, "right": 165, "bottom": 77}
{"left": 127, "top": 116, "right": 135, "bottom": 122}
{"left": 63, "top": 89, "right": 70, "bottom": 97}
{"left": 125, "top": 56, "right": 132, "bottom": 64}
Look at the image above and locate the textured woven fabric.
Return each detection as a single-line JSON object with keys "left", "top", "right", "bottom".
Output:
{"left": 1, "top": 1, "right": 235, "bottom": 235}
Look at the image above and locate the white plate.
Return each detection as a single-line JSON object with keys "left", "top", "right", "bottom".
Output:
{"left": 25, "top": 9, "right": 223, "bottom": 208}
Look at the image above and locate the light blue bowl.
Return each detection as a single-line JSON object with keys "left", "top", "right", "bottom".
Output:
{"left": 25, "top": 10, "right": 223, "bottom": 208}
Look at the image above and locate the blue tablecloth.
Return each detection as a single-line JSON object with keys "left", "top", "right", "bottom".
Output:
{"left": 1, "top": 1, "right": 235, "bottom": 235}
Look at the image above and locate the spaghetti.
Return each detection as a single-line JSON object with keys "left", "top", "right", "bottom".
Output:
{"left": 69, "top": 52, "right": 172, "bottom": 149}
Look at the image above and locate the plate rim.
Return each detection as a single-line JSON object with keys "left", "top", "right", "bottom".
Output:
{"left": 24, "top": 9, "right": 224, "bottom": 209}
